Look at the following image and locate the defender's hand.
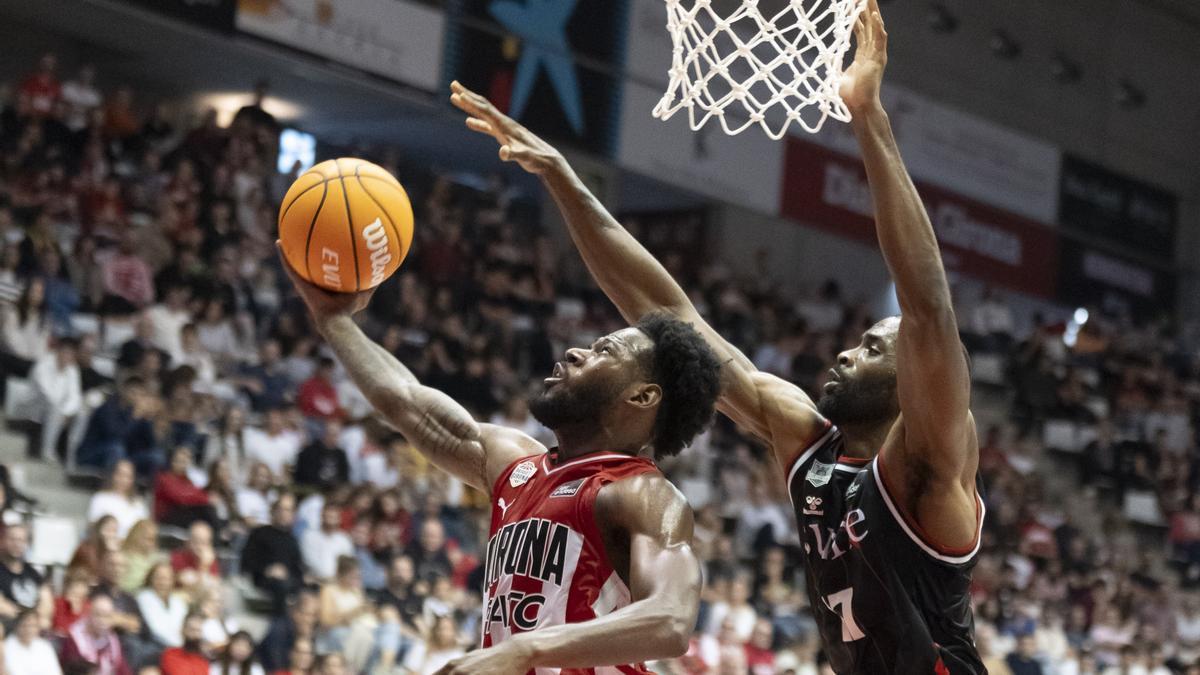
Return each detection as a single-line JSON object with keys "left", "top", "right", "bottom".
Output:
{"left": 276, "top": 241, "right": 374, "bottom": 322}
{"left": 450, "top": 80, "right": 565, "bottom": 175}
{"left": 840, "top": 0, "right": 888, "bottom": 113}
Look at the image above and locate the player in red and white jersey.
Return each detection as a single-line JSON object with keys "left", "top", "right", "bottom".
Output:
{"left": 280, "top": 251, "right": 722, "bottom": 674}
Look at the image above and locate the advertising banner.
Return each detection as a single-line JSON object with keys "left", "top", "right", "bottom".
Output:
{"left": 1058, "top": 241, "right": 1176, "bottom": 318}
{"left": 236, "top": 0, "right": 444, "bottom": 92}
{"left": 124, "top": 0, "right": 235, "bottom": 32}
{"left": 443, "top": 0, "right": 629, "bottom": 158}
{"left": 780, "top": 138, "right": 1059, "bottom": 298}
{"left": 1059, "top": 154, "right": 1178, "bottom": 260}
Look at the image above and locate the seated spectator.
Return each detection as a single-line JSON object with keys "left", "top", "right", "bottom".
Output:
{"left": 405, "top": 518, "right": 452, "bottom": 582}
{"left": 240, "top": 494, "right": 304, "bottom": 613}
{"left": 89, "top": 459, "right": 151, "bottom": 539}
{"left": 93, "top": 550, "right": 151, "bottom": 666}
{"left": 297, "top": 358, "right": 343, "bottom": 422}
{"left": 236, "top": 339, "right": 291, "bottom": 412}
{"left": 301, "top": 503, "right": 353, "bottom": 582}
{"left": 408, "top": 615, "right": 466, "bottom": 675}
{"left": 144, "top": 284, "right": 191, "bottom": 363}
{"left": 60, "top": 592, "right": 133, "bottom": 675}
{"left": 0, "top": 523, "right": 45, "bottom": 621}
{"left": 69, "top": 514, "right": 121, "bottom": 582}
{"left": 100, "top": 230, "right": 155, "bottom": 315}
{"left": 117, "top": 314, "right": 169, "bottom": 371}
{"left": 743, "top": 618, "right": 775, "bottom": 674}
{"left": 6, "top": 609, "right": 62, "bottom": 675}
{"left": 293, "top": 419, "right": 349, "bottom": 493}
{"left": 705, "top": 573, "right": 757, "bottom": 643}
{"left": 235, "top": 461, "right": 275, "bottom": 529}
{"left": 257, "top": 591, "right": 318, "bottom": 673}
{"left": 350, "top": 520, "right": 386, "bottom": 593}
{"left": 153, "top": 446, "right": 218, "bottom": 530}
{"left": 196, "top": 588, "right": 236, "bottom": 654}
{"left": 195, "top": 299, "right": 242, "bottom": 370}
{"left": 159, "top": 611, "right": 208, "bottom": 675}
{"left": 271, "top": 636, "right": 315, "bottom": 675}
{"left": 375, "top": 555, "right": 424, "bottom": 631}
{"left": 169, "top": 521, "right": 218, "bottom": 593}
{"left": 77, "top": 377, "right": 155, "bottom": 472}
{"left": 53, "top": 572, "right": 91, "bottom": 636}
{"left": 0, "top": 278, "right": 51, "bottom": 377}
{"left": 29, "top": 335, "right": 82, "bottom": 460}
{"left": 316, "top": 556, "right": 390, "bottom": 665}
{"left": 136, "top": 563, "right": 187, "bottom": 649}
{"left": 205, "top": 458, "right": 242, "bottom": 538}
{"left": 212, "top": 630, "right": 265, "bottom": 675}
{"left": 176, "top": 324, "right": 216, "bottom": 386}
{"left": 119, "top": 519, "right": 167, "bottom": 593}
{"left": 208, "top": 407, "right": 251, "bottom": 486}
{"left": 243, "top": 408, "right": 303, "bottom": 480}
{"left": 311, "top": 652, "right": 347, "bottom": 675}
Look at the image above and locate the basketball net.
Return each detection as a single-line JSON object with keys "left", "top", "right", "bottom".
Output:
{"left": 653, "top": 0, "right": 866, "bottom": 139}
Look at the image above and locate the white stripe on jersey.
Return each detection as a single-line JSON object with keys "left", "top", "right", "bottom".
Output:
{"left": 535, "top": 532, "right": 583, "bottom": 631}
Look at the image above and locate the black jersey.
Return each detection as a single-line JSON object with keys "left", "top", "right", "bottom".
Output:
{"left": 787, "top": 423, "right": 986, "bottom": 675}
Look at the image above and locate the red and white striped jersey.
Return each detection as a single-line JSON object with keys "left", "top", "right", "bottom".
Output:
{"left": 482, "top": 451, "right": 659, "bottom": 675}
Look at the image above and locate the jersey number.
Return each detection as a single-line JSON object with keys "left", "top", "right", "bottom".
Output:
{"left": 825, "top": 587, "right": 865, "bottom": 642}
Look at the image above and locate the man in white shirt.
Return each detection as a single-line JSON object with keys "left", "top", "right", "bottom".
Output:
{"left": 31, "top": 336, "right": 82, "bottom": 460}
{"left": 5, "top": 609, "right": 61, "bottom": 674}
{"left": 299, "top": 503, "right": 353, "bottom": 581}
{"left": 144, "top": 283, "right": 192, "bottom": 364}
{"left": 235, "top": 461, "right": 276, "bottom": 528}
{"left": 60, "top": 64, "right": 102, "bottom": 132}
{"left": 244, "top": 408, "right": 303, "bottom": 478}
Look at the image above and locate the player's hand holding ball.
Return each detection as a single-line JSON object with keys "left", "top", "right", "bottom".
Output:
{"left": 277, "top": 157, "right": 414, "bottom": 321}
{"left": 450, "top": 81, "right": 564, "bottom": 176}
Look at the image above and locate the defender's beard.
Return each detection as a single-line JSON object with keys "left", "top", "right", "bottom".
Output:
{"left": 817, "top": 370, "right": 899, "bottom": 427}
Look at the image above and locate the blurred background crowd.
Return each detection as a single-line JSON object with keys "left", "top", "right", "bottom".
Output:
{"left": 0, "top": 51, "right": 1198, "bottom": 675}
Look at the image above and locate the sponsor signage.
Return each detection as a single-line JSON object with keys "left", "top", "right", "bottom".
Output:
{"left": 123, "top": 0, "right": 235, "bottom": 31}
{"left": 236, "top": 0, "right": 444, "bottom": 92}
{"left": 443, "top": 0, "right": 629, "bottom": 158}
{"left": 780, "top": 138, "right": 1059, "bottom": 298}
{"left": 804, "top": 83, "right": 1062, "bottom": 224}
{"left": 1058, "top": 154, "right": 1178, "bottom": 260}
{"left": 1058, "top": 241, "right": 1175, "bottom": 318}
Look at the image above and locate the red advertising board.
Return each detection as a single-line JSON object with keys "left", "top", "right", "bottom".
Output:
{"left": 780, "top": 138, "right": 1059, "bottom": 298}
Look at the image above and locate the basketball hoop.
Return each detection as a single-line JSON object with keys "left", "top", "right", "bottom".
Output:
{"left": 653, "top": 0, "right": 866, "bottom": 139}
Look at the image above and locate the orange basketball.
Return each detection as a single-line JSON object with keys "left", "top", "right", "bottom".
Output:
{"left": 278, "top": 157, "right": 414, "bottom": 293}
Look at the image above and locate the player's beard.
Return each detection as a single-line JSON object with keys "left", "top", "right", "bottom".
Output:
{"left": 817, "top": 368, "right": 899, "bottom": 427}
{"left": 529, "top": 376, "right": 626, "bottom": 430}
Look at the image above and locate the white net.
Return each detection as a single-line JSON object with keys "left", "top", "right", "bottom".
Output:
{"left": 653, "top": 0, "right": 866, "bottom": 139}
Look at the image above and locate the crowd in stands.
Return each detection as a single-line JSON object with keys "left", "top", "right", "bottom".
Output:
{"left": 0, "top": 51, "right": 1197, "bottom": 675}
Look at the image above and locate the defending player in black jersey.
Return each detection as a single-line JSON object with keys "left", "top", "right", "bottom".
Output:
{"left": 450, "top": 2, "right": 982, "bottom": 672}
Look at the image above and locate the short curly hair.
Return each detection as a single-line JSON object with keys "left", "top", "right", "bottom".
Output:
{"left": 635, "top": 312, "right": 722, "bottom": 459}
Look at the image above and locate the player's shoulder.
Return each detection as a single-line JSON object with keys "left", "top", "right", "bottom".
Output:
{"left": 479, "top": 423, "right": 549, "bottom": 492}
{"left": 594, "top": 471, "right": 692, "bottom": 536}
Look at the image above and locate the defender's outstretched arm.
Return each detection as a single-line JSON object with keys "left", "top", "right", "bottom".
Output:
{"left": 278, "top": 245, "right": 538, "bottom": 493}
{"left": 450, "top": 82, "right": 826, "bottom": 460}
{"left": 843, "top": 3, "right": 977, "bottom": 495}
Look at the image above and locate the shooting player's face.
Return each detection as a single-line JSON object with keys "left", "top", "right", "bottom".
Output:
{"left": 818, "top": 317, "right": 900, "bottom": 427}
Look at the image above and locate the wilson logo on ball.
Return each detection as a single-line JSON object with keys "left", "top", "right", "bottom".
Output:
{"left": 363, "top": 218, "right": 393, "bottom": 287}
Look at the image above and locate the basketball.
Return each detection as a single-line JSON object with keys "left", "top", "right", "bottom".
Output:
{"left": 277, "top": 157, "right": 414, "bottom": 293}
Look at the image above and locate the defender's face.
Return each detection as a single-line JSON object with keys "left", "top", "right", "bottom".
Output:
{"left": 818, "top": 317, "right": 900, "bottom": 426}
{"left": 530, "top": 327, "right": 651, "bottom": 429}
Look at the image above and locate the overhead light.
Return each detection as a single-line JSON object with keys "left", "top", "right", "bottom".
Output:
{"left": 1116, "top": 80, "right": 1146, "bottom": 109}
{"left": 1051, "top": 52, "right": 1082, "bottom": 84}
{"left": 990, "top": 29, "right": 1021, "bottom": 60}
{"left": 927, "top": 4, "right": 958, "bottom": 34}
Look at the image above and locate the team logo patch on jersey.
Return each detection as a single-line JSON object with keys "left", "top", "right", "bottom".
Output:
{"left": 510, "top": 461, "right": 538, "bottom": 488}
{"left": 806, "top": 461, "right": 834, "bottom": 488}
{"left": 846, "top": 478, "right": 862, "bottom": 499}
{"left": 803, "top": 495, "right": 824, "bottom": 516}
{"left": 550, "top": 478, "right": 586, "bottom": 498}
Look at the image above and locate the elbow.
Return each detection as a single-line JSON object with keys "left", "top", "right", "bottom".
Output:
{"left": 650, "top": 611, "right": 693, "bottom": 658}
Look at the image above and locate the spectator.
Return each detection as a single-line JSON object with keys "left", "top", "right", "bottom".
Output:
{"left": 101, "top": 231, "right": 156, "bottom": 315}
{"left": 209, "top": 408, "right": 251, "bottom": 486}
{"left": 212, "top": 630, "right": 265, "bottom": 675}
{"left": 195, "top": 299, "right": 241, "bottom": 370}
{"left": 60, "top": 593, "right": 133, "bottom": 675}
{"left": 68, "top": 515, "right": 120, "bottom": 582}
{"left": 144, "top": 284, "right": 193, "bottom": 363}
{"left": 0, "top": 523, "right": 45, "bottom": 621}
{"left": 744, "top": 618, "right": 776, "bottom": 675}
{"left": 177, "top": 324, "right": 217, "bottom": 386}
{"left": 257, "top": 591, "right": 317, "bottom": 674}
{"left": 311, "top": 652, "right": 347, "bottom": 675}
{"left": 29, "top": 335, "right": 82, "bottom": 459}
{"left": 89, "top": 459, "right": 151, "bottom": 539}
{"left": 376, "top": 555, "right": 423, "bottom": 631}
{"left": 6, "top": 609, "right": 62, "bottom": 674}
{"left": 52, "top": 573, "right": 92, "bottom": 636}
{"left": 0, "top": 278, "right": 50, "bottom": 376}
{"left": 236, "top": 339, "right": 291, "bottom": 413}
{"left": 705, "top": 573, "right": 757, "bottom": 643}
{"left": 293, "top": 419, "right": 349, "bottom": 492}
{"left": 76, "top": 377, "right": 157, "bottom": 473}
{"left": 235, "top": 461, "right": 275, "bottom": 529}
{"left": 243, "top": 408, "right": 302, "bottom": 480}
{"left": 271, "top": 637, "right": 315, "bottom": 675}
{"left": 137, "top": 562, "right": 187, "bottom": 649}
{"left": 405, "top": 518, "right": 452, "bottom": 582}
{"left": 240, "top": 494, "right": 304, "bottom": 613}
{"left": 19, "top": 53, "right": 60, "bottom": 116}
{"left": 60, "top": 63, "right": 101, "bottom": 132}
{"left": 92, "top": 550, "right": 148, "bottom": 664}
{"left": 169, "top": 522, "right": 219, "bottom": 592}
{"left": 301, "top": 503, "right": 353, "bottom": 582}
{"left": 119, "top": 519, "right": 166, "bottom": 593}
{"left": 409, "top": 615, "right": 465, "bottom": 675}
{"left": 349, "top": 520, "right": 386, "bottom": 593}
{"left": 160, "top": 612, "right": 209, "bottom": 675}
{"left": 197, "top": 589, "right": 235, "bottom": 654}
{"left": 153, "top": 446, "right": 217, "bottom": 530}
{"left": 297, "top": 358, "right": 342, "bottom": 422}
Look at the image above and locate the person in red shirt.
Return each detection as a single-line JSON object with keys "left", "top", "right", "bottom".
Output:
{"left": 19, "top": 53, "right": 61, "bottom": 117}
{"left": 52, "top": 573, "right": 91, "bottom": 636}
{"left": 297, "top": 357, "right": 344, "bottom": 421}
{"left": 161, "top": 611, "right": 210, "bottom": 675}
{"left": 743, "top": 618, "right": 777, "bottom": 675}
{"left": 169, "top": 521, "right": 219, "bottom": 590}
{"left": 154, "top": 446, "right": 217, "bottom": 530}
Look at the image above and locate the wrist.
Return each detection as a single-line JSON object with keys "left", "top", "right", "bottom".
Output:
{"left": 509, "top": 632, "right": 542, "bottom": 667}
{"left": 848, "top": 101, "right": 888, "bottom": 128}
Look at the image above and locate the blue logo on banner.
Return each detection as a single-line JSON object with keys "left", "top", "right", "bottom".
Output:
{"left": 488, "top": 0, "right": 585, "bottom": 135}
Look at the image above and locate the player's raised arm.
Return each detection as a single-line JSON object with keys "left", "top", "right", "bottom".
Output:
{"left": 449, "top": 82, "right": 824, "bottom": 455}
{"left": 277, "top": 244, "right": 538, "bottom": 494}
{"left": 435, "top": 475, "right": 698, "bottom": 674}
{"left": 843, "top": 2, "right": 975, "bottom": 487}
